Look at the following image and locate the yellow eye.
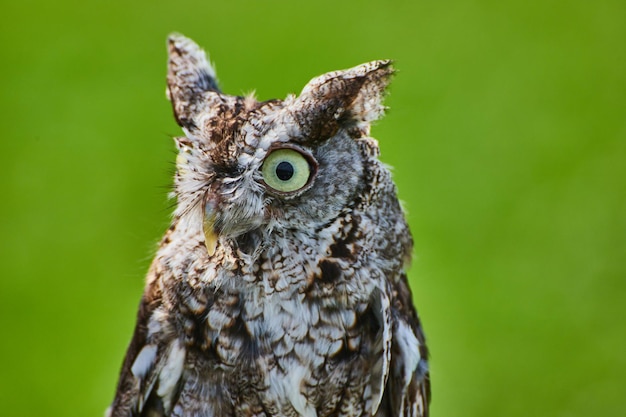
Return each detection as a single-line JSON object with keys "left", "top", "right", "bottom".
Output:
{"left": 262, "top": 148, "right": 312, "bottom": 193}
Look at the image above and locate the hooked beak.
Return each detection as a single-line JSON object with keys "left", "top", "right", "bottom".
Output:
{"left": 202, "top": 201, "right": 219, "bottom": 256}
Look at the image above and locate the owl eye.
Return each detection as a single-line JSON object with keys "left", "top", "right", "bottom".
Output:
{"left": 261, "top": 148, "right": 312, "bottom": 193}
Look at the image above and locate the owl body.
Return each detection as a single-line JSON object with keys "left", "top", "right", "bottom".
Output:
{"left": 108, "top": 35, "right": 429, "bottom": 417}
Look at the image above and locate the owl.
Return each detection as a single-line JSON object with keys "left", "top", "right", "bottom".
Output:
{"left": 107, "top": 34, "right": 430, "bottom": 417}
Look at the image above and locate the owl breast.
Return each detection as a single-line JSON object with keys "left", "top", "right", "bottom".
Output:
{"left": 158, "top": 209, "right": 392, "bottom": 417}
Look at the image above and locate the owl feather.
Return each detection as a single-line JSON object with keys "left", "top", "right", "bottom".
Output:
{"left": 107, "top": 34, "right": 430, "bottom": 417}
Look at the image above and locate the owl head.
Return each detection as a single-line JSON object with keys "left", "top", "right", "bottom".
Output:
{"left": 167, "top": 34, "right": 394, "bottom": 255}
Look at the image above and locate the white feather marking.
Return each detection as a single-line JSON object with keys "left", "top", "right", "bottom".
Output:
{"left": 157, "top": 339, "right": 186, "bottom": 411}
{"left": 370, "top": 287, "right": 392, "bottom": 415}
{"left": 147, "top": 308, "right": 168, "bottom": 336}
{"left": 131, "top": 344, "right": 157, "bottom": 378}
{"left": 395, "top": 319, "right": 421, "bottom": 379}
{"left": 284, "top": 364, "right": 317, "bottom": 417}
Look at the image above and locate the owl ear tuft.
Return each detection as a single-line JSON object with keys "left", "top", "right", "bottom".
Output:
{"left": 167, "top": 34, "right": 222, "bottom": 132}
{"left": 294, "top": 60, "right": 394, "bottom": 138}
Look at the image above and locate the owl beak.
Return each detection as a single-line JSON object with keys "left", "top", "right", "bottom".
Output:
{"left": 202, "top": 203, "right": 219, "bottom": 256}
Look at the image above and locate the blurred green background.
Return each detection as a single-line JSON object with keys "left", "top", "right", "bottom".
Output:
{"left": 1, "top": 0, "right": 624, "bottom": 416}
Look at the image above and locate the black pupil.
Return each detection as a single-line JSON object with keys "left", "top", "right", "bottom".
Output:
{"left": 275, "top": 161, "right": 295, "bottom": 181}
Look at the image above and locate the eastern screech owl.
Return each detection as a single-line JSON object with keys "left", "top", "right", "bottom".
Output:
{"left": 107, "top": 34, "right": 430, "bottom": 417}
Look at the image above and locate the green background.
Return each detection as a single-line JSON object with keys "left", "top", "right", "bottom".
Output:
{"left": 1, "top": 0, "right": 624, "bottom": 416}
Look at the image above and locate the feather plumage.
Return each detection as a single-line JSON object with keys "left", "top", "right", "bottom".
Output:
{"left": 108, "top": 34, "right": 430, "bottom": 417}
